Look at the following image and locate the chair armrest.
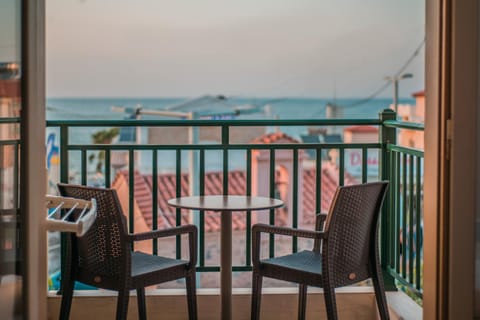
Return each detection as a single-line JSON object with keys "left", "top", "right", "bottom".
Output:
{"left": 127, "top": 225, "right": 198, "bottom": 268}
{"left": 252, "top": 224, "right": 324, "bottom": 239}
{"left": 127, "top": 225, "right": 197, "bottom": 242}
{"left": 314, "top": 213, "right": 328, "bottom": 252}
{"left": 252, "top": 223, "right": 324, "bottom": 266}
{"left": 315, "top": 213, "right": 328, "bottom": 231}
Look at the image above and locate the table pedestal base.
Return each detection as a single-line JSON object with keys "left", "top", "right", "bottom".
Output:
{"left": 167, "top": 195, "right": 284, "bottom": 320}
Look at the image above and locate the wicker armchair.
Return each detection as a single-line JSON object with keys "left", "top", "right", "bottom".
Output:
{"left": 251, "top": 181, "right": 389, "bottom": 320}
{"left": 57, "top": 183, "right": 198, "bottom": 320}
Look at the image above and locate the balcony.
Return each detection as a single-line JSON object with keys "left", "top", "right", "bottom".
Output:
{"left": 45, "top": 110, "right": 423, "bottom": 319}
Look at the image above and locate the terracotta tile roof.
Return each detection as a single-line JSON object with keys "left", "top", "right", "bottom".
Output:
{"left": 250, "top": 132, "right": 300, "bottom": 144}
{"left": 301, "top": 162, "right": 358, "bottom": 225}
{"left": 0, "top": 79, "right": 20, "bottom": 98}
{"left": 411, "top": 90, "right": 425, "bottom": 97}
{"left": 112, "top": 161, "right": 358, "bottom": 232}
{"left": 343, "top": 126, "right": 378, "bottom": 134}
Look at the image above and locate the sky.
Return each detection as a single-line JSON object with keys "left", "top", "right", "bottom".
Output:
{"left": 0, "top": 1, "right": 20, "bottom": 63}
{"left": 45, "top": 0, "right": 425, "bottom": 98}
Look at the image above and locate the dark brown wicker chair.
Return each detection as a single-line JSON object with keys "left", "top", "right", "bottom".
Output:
{"left": 57, "top": 183, "right": 198, "bottom": 320}
{"left": 251, "top": 181, "right": 389, "bottom": 320}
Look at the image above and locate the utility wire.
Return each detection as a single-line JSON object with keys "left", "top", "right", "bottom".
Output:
{"left": 394, "top": 38, "right": 425, "bottom": 78}
{"left": 339, "top": 81, "right": 392, "bottom": 108}
{"left": 341, "top": 38, "right": 425, "bottom": 108}
{"left": 236, "top": 36, "right": 425, "bottom": 112}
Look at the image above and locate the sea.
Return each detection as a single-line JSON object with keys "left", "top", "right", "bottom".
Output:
{"left": 46, "top": 96, "right": 415, "bottom": 135}
{"left": 45, "top": 97, "right": 414, "bottom": 181}
{"left": 47, "top": 97, "right": 414, "bottom": 122}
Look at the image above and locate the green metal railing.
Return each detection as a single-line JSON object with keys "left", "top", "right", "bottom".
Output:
{"left": 46, "top": 110, "right": 424, "bottom": 300}
{"left": 0, "top": 116, "right": 21, "bottom": 274}
{"left": 383, "top": 119, "right": 424, "bottom": 300}
{"left": 0, "top": 117, "right": 21, "bottom": 209}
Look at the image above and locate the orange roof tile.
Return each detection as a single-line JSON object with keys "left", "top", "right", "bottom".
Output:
{"left": 411, "top": 90, "right": 425, "bottom": 97}
{"left": 250, "top": 132, "right": 300, "bottom": 144}
{"left": 0, "top": 79, "right": 20, "bottom": 98}
{"left": 112, "top": 161, "right": 358, "bottom": 232}
{"left": 344, "top": 126, "right": 378, "bottom": 133}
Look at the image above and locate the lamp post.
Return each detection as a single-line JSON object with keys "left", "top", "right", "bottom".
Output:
{"left": 112, "top": 95, "right": 261, "bottom": 209}
{"left": 385, "top": 73, "right": 413, "bottom": 114}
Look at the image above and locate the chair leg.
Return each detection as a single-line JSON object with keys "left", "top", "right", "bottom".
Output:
{"left": 323, "top": 285, "right": 338, "bottom": 320}
{"left": 136, "top": 287, "right": 146, "bottom": 320}
{"left": 116, "top": 288, "right": 130, "bottom": 320}
{"left": 298, "top": 284, "right": 307, "bottom": 320}
{"left": 185, "top": 272, "right": 198, "bottom": 320}
{"left": 372, "top": 273, "right": 390, "bottom": 320}
{"left": 58, "top": 275, "right": 74, "bottom": 320}
{"left": 251, "top": 272, "right": 263, "bottom": 320}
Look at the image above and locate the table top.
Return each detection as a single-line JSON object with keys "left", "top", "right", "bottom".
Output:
{"left": 167, "top": 195, "right": 284, "bottom": 212}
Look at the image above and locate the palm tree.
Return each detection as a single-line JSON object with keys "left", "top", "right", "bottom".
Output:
{"left": 89, "top": 128, "right": 119, "bottom": 173}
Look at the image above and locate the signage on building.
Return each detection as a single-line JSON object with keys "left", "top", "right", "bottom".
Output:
{"left": 344, "top": 149, "right": 379, "bottom": 177}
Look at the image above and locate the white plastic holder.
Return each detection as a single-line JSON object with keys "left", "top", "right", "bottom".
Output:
{"left": 45, "top": 195, "right": 97, "bottom": 237}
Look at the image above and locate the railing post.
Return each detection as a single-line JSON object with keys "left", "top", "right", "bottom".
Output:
{"left": 379, "top": 109, "right": 397, "bottom": 291}
{"left": 59, "top": 125, "right": 69, "bottom": 183}
{"left": 57, "top": 124, "right": 69, "bottom": 295}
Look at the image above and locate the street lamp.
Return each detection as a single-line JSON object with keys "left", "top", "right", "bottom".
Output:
{"left": 112, "top": 95, "right": 260, "bottom": 191}
{"left": 112, "top": 104, "right": 201, "bottom": 198}
{"left": 385, "top": 73, "right": 413, "bottom": 114}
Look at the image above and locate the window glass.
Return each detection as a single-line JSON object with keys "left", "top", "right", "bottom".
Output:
{"left": 0, "top": 1, "right": 23, "bottom": 318}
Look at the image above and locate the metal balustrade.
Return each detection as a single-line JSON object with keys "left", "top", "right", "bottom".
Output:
{"left": 46, "top": 109, "right": 424, "bottom": 301}
{"left": 383, "top": 119, "right": 424, "bottom": 300}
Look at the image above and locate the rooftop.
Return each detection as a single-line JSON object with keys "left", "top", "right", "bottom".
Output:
{"left": 112, "top": 161, "right": 357, "bottom": 232}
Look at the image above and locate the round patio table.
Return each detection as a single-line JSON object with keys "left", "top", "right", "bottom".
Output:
{"left": 167, "top": 195, "right": 284, "bottom": 320}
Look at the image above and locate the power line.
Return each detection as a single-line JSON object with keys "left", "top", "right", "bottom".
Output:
{"left": 341, "top": 38, "right": 425, "bottom": 108}
{"left": 340, "top": 82, "right": 392, "bottom": 108}
{"left": 394, "top": 39, "right": 425, "bottom": 78}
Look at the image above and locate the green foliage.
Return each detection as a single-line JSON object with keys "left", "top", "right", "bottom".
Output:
{"left": 89, "top": 128, "right": 119, "bottom": 173}
{"left": 399, "top": 283, "right": 423, "bottom": 306}
{"left": 91, "top": 128, "right": 120, "bottom": 144}
{"left": 397, "top": 261, "right": 423, "bottom": 307}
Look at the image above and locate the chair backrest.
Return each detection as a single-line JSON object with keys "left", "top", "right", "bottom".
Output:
{"left": 322, "top": 181, "right": 389, "bottom": 287}
{"left": 57, "top": 183, "right": 129, "bottom": 278}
